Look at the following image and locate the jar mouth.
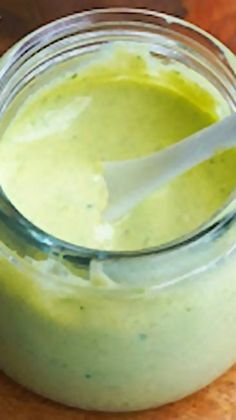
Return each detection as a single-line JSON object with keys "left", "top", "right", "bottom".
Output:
{"left": 0, "top": 7, "right": 236, "bottom": 263}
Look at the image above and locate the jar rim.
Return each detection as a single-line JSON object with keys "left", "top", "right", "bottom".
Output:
{"left": 1, "top": 7, "right": 236, "bottom": 264}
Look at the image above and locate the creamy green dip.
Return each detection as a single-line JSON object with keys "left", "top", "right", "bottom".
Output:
{"left": 1, "top": 43, "right": 236, "bottom": 413}
{"left": 0, "top": 46, "right": 234, "bottom": 250}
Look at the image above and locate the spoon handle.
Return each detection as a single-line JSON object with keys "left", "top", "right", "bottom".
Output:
{"left": 104, "top": 113, "right": 236, "bottom": 222}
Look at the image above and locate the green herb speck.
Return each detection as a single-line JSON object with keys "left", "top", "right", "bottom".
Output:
{"left": 139, "top": 333, "right": 147, "bottom": 340}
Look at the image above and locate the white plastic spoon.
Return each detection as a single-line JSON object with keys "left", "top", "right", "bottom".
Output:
{"left": 103, "top": 113, "right": 236, "bottom": 222}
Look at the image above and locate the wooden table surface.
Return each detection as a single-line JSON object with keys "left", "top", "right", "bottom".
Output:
{"left": 1, "top": 1, "right": 236, "bottom": 419}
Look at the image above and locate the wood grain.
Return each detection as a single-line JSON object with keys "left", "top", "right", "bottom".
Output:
{"left": 1, "top": 0, "right": 236, "bottom": 418}
{"left": 185, "top": 0, "right": 236, "bottom": 52}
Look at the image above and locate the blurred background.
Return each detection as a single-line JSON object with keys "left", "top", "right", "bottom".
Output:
{"left": 0, "top": 0, "right": 236, "bottom": 55}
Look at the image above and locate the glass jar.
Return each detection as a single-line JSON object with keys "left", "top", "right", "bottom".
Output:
{"left": 0, "top": 8, "right": 236, "bottom": 413}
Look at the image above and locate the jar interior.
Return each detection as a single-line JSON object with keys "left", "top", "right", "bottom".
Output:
{"left": 0, "top": 12, "right": 236, "bottom": 259}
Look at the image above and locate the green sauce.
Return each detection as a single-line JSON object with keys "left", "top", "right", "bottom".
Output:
{"left": 1, "top": 43, "right": 236, "bottom": 413}
{"left": 0, "top": 46, "right": 234, "bottom": 252}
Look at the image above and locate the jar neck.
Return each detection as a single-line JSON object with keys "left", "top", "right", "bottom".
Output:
{"left": 93, "top": 213, "right": 236, "bottom": 290}
{"left": 0, "top": 8, "right": 236, "bottom": 271}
